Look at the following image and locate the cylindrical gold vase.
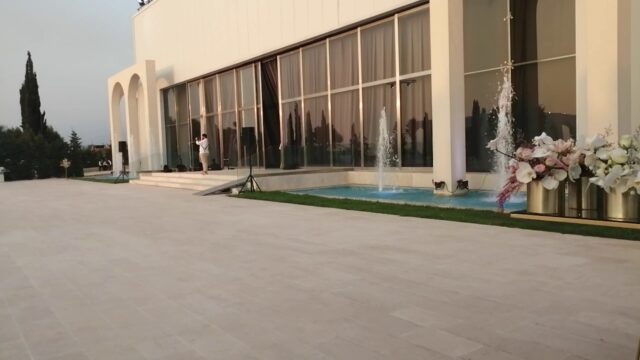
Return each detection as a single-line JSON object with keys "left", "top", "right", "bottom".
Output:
{"left": 605, "top": 188, "right": 639, "bottom": 222}
{"left": 527, "top": 180, "right": 565, "bottom": 216}
{"left": 567, "top": 177, "right": 601, "bottom": 219}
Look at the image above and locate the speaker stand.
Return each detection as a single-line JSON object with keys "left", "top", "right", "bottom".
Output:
{"left": 239, "top": 150, "right": 261, "bottom": 193}
{"left": 114, "top": 158, "right": 129, "bottom": 184}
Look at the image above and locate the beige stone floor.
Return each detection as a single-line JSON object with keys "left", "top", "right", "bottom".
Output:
{"left": 0, "top": 179, "right": 639, "bottom": 360}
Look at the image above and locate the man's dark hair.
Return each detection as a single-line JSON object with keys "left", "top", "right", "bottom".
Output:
{"left": 202, "top": 134, "right": 207, "bottom": 138}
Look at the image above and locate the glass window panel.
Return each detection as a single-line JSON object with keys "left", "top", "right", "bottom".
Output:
{"left": 330, "top": 32, "right": 359, "bottom": 90}
{"left": 163, "top": 88, "right": 177, "bottom": 126}
{"left": 280, "top": 52, "right": 301, "bottom": 100}
{"left": 220, "top": 71, "right": 236, "bottom": 111}
{"left": 281, "top": 101, "right": 303, "bottom": 168}
{"left": 331, "top": 90, "right": 361, "bottom": 167}
{"left": 261, "top": 59, "right": 281, "bottom": 168}
{"left": 399, "top": 8, "right": 431, "bottom": 75}
{"left": 204, "top": 77, "right": 218, "bottom": 114}
{"left": 205, "top": 114, "right": 221, "bottom": 169}
{"left": 511, "top": 0, "right": 575, "bottom": 64}
{"left": 304, "top": 96, "right": 330, "bottom": 166}
{"left": 165, "top": 125, "right": 178, "bottom": 168}
{"left": 362, "top": 83, "right": 397, "bottom": 166}
{"left": 188, "top": 82, "right": 201, "bottom": 124}
{"left": 176, "top": 85, "right": 189, "bottom": 124}
{"left": 222, "top": 112, "right": 238, "bottom": 167}
{"left": 177, "top": 122, "right": 192, "bottom": 169}
{"left": 303, "top": 43, "right": 328, "bottom": 95}
{"left": 361, "top": 20, "right": 396, "bottom": 83}
{"left": 464, "top": 70, "right": 502, "bottom": 172}
{"left": 463, "top": 0, "right": 509, "bottom": 72}
{"left": 239, "top": 66, "right": 255, "bottom": 109}
{"left": 400, "top": 76, "right": 432, "bottom": 167}
{"left": 512, "top": 57, "right": 576, "bottom": 144}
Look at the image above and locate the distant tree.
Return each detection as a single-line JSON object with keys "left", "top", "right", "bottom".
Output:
{"left": 19, "top": 52, "right": 47, "bottom": 135}
{"left": 67, "top": 130, "right": 83, "bottom": 177}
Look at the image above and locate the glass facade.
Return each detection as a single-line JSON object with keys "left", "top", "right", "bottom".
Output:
{"left": 160, "top": 3, "right": 574, "bottom": 173}
{"left": 463, "top": 0, "right": 576, "bottom": 171}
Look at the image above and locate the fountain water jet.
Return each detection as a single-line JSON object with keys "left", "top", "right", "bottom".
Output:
{"left": 376, "top": 107, "right": 394, "bottom": 192}
{"left": 493, "top": 67, "right": 515, "bottom": 189}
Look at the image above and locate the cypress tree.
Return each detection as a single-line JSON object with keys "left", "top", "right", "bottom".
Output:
{"left": 68, "top": 130, "right": 84, "bottom": 177}
{"left": 19, "top": 52, "right": 46, "bottom": 135}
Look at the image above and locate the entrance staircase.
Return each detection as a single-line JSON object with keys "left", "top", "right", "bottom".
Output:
{"left": 131, "top": 172, "right": 243, "bottom": 192}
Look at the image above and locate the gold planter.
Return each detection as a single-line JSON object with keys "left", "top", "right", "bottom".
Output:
{"left": 605, "top": 188, "right": 639, "bottom": 222}
{"left": 567, "top": 177, "right": 602, "bottom": 219}
{"left": 527, "top": 180, "right": 565, "bottom": 216}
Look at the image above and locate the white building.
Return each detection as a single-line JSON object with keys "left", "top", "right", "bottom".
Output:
{"left": 108, "top": 0, "right": 640, "bottom": 192}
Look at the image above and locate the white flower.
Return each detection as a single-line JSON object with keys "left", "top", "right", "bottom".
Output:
{"left": 602, "top": 165, "right": 624, "bottom": 193}
{"left": 486, "top": 139, "right": 498, "bottom": 151}
{"left": 619, "top": 134, "right": 633, "bottom": 149}
{"left": 584, "top": 153, "right": 597, "bottom": 167}
{"left": 532, "top": 147, "right": 552, "bottom": 158}
{"left": 610, "top": 148, "right": 629, "bottom": 164}
{"left": 515, "top": 162, "right": 536, "bottom": 184}
{"left": 596, "top": 147, "right": 610, "bottom": 161}
{"left": 568, "top": 163, "right": 582, "bottom": 181}
{"left": 586, "top": 134, "right": 607, "bottom": 149}
{"left": 533, "top": 132, "right": 553, "bottom": 146}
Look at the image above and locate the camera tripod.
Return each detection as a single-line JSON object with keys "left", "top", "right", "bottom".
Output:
{"left": 239, "top": 150, "right": 261, "bottom": 193}
{"left": 113, "top": 156, "right": 129, "bottom": 184}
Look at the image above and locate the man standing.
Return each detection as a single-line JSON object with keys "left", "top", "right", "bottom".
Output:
{"left": 195, "top": 134, "right": 209, "bottom": 175}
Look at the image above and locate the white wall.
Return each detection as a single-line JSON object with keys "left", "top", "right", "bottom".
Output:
{"left": 133, "top": 0, "right": 421, "bottom": 87}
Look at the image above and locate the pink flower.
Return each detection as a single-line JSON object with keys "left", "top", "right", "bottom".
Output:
{"left": 533, "top": 164, "right": 546, "bottom": 174}
{"left": 515, "top": 147, "right": 533, "bottom": 161}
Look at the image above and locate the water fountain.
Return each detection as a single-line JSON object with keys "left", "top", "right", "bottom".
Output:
{"left": 376, "top": 107, "right": 394, "bottom": 192}
{"left": 493, "top": 67, "right": 515, "bottom": 189}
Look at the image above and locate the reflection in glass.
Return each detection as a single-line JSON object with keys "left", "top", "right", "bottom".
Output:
{"left": 304, "top": 96, "right": 330, "bottom": 166}
{"left": 400, "top": 76, "right": 432, "bottom": 167}
{"left": 361, "top": 20, "right": 396, "bottom": 83}
{"left": 399, "top": 8, "right": 430, "bottom": 75}
{"left": 511, "top": 0, "right": 575, "bottom": 64}
{"left": 330, "top": 32, "right": 359, "bottom": 90}
{"left": 162, "top": 89, "right": 179, "bottom": 167}
{"left": 220, "top": 71, "right": 236, "bottom": 111}
{"left": 204, "top": 77, "right": 218, "bottom": 114}
{"left": 222, "top": 112, "right": 238, "bottom": 167}
{"left": 176, "top": 85, "right": 192, "bottom": 169}
{"left": 362, "top": 84, "right": 397, "bottom": 166}
{"left": 465, "top": 70, "right": 502, "bottom": 172}
{"left": 303, "top": 43, "right": 327, "bottom": 95}
{"left": 281, "top": 101, "right": 303, "bottom": 168}
{"left": 512, "top": 57, "right": 576, "bottom": 144}
{"left": 280, "top": 52, "right": 301, "bottom": 100}
{"left": 239, "top": 66, "right": 255, "bottom": 109}
{"left": 463, "top": 0, "right": 508, "bottom": 72}
{"left": 331, "top": 90, "right": 361, "bottom": 167}
{"left": 206, "top": 114, "right": 221, "bottom": 169}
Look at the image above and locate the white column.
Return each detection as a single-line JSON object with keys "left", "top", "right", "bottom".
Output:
{"left": 144, "top": 60, "right": 162, "bottom": 170}
{"left": 631, "top": 0, "right": 640, "bottom": 132}
{"left": 430, "top": 0, "right": 466, "bottom": 195}
{"left": 576, "top": 0, "right": 637, "bottom": 142}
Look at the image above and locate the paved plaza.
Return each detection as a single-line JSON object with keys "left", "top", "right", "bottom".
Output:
{"left": 0, "top": 179, "right": 639, "bottom": 360}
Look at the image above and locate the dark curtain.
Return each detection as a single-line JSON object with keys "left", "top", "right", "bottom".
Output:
{"left": 260, "top": 59, "right": 281, "bottom": 168}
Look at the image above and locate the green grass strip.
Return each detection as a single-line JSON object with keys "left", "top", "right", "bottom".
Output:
{"left": 237, "top": 191, "right": 639, "bottom": 241}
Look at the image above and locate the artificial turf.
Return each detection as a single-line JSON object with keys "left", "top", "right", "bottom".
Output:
{"left": 237, "top": 191, "right": 639, "bottom": 241}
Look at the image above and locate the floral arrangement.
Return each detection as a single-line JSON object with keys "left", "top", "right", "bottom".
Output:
{"left": 488, "top": 132, "right": 577, "bottom": 210}
{"left": 586, "top": 130, "right": 640, "bottom": 194}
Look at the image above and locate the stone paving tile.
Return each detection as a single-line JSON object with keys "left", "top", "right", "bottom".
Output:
{"left": 0, "top": 179, "right": 639, "bottom": 360}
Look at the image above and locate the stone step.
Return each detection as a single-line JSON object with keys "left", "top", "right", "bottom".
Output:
{"left": 138, "top": 174, "right": 234, "bottom": 186}
{"left": 130, "top": 179, "right": 210, "bottom": 191}
{"left": 148, "top": 172, "right": 240, "bottom": 181}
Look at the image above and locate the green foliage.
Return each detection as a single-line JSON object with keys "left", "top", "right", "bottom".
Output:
{"left": 67, "top": 130, "right": 83, "bottom": 177}
{"left": 0, "top": 125, "right": 67, "bottom": 180}
{"left": 237, "top": 192, "right": 640, "bottom": 241}
{"left": 19, "top": 52, "right": 46, "bottom": 134}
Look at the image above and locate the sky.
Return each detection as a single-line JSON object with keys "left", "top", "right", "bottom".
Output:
{"left": 0, "top": 0, "right": 137, "bottom": 144}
